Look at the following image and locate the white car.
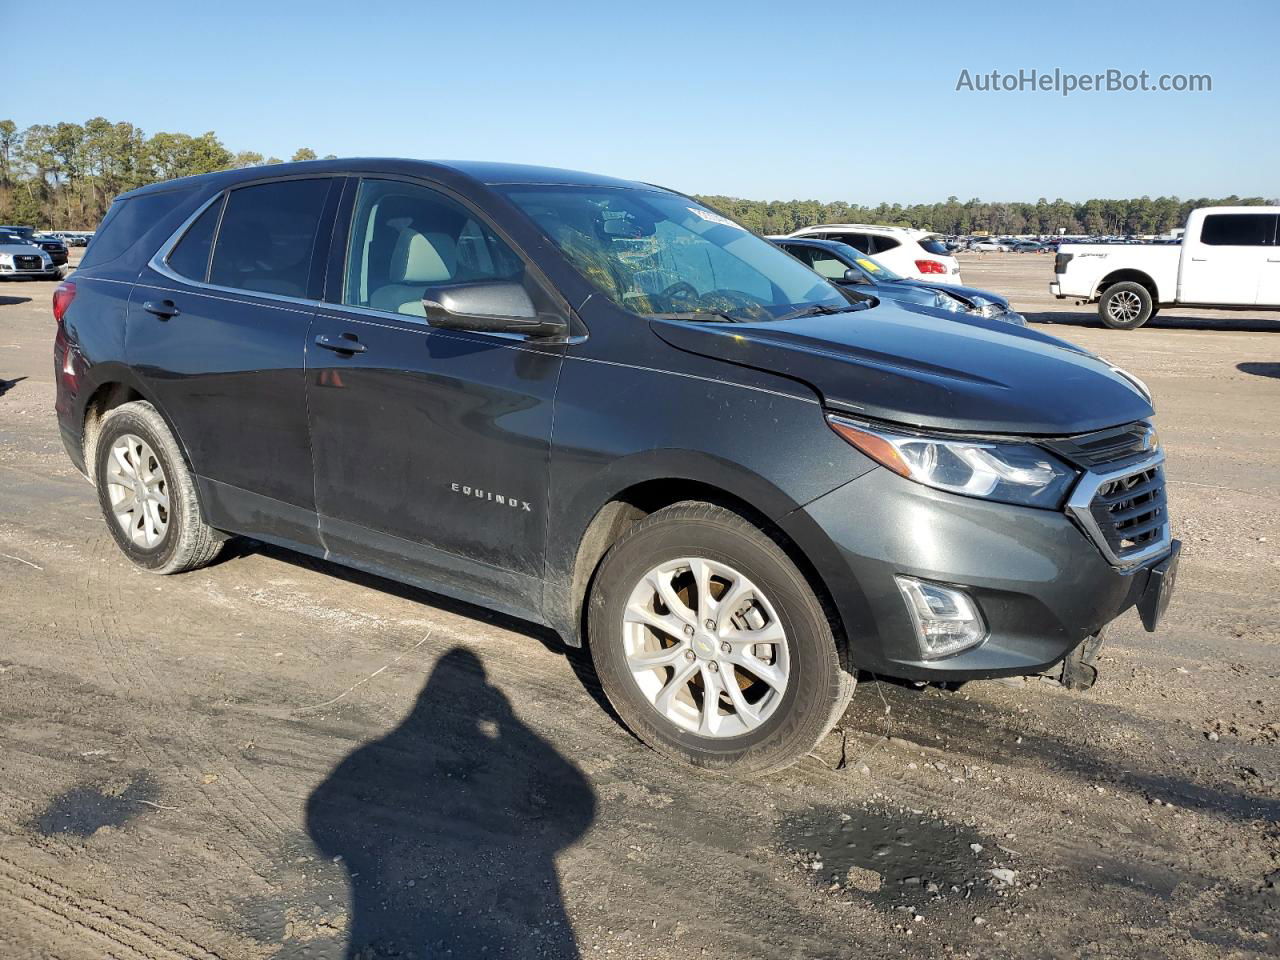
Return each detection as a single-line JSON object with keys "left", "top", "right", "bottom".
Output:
{"left": 969, "top": 239, "right": 1010, "bottom": 252}
{"left": 0, "top": 233, "right": 57, "bottom": 280}
{"left": 787, "top": 223, "right": 963, "bottom": 284}
{"left": 1052, "top": 206, "right": 1280, "bottom": 329}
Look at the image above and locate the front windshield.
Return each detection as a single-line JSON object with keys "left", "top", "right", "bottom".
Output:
{"left": 828, "top": 242, "right": 905, "bottom": 281}
{"left": 501, "top": 186, "right": 849, "bottom": 321}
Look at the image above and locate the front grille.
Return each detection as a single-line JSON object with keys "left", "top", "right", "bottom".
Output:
{"left": 14, "top": 255, "right": 41, "bottom": 270}
{"left": 1043, "top": 421, "right": 1156, "bottom": 470}
{"left": 1089, "top": 463, "right": 1167, "bottom": 560}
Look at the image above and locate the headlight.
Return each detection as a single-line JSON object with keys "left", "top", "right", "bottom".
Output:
{"left": 827, "top": 415, "right": 1078, "bottom": 508}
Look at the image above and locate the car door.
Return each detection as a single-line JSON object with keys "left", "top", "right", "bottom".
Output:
{"left": 305, "top": 177, "right": 567, "bottom": 621}
{"left": 1179, "top": 211, "right": 1275, "bottom": 305}
{"left": 1254, "top": 215, "right": 1280, "bottom": 305}
{"left": 129, "top": 175, "right": 339, "bottom": 546}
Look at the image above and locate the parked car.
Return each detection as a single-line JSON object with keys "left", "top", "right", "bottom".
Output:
{"left": 1052, "top": 206, "right": 1280, "bottom": 328}
{"left": 786, "top": 223, "right": 963, "bottom": 284}
{"left": 32, "top": 236, "right": 69, "bottom": 266}
{"left": 55, "top": 159, "right": 1178, "bottom": 775}
{"left": 968, "top": 239, "right": 1009, "bottom": 252}
{"left": 770, "top": 236, "right": 1025, "bottom": 326}
{"left": 1009, "top": 240, "right": 1045, "bottom": 253}
{"left": 0, "top": 232, "right": 58, "bottom": 279}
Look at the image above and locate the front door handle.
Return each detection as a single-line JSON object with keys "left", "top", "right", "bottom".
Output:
{"left": 142, "top": 299, "right": 180, "bottom": 319}
{"left": 1189, "top": 257, "right": 1207, "bottom": 262}
{"left": 314, "top": 333, "right": 367, "bottom": 354}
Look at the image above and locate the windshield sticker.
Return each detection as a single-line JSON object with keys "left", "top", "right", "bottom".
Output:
{"left": 688, "top": 207, "right": 743, "bottom": 229}
{"left": 856, "top": 258, "right": 881, "bottom": 272}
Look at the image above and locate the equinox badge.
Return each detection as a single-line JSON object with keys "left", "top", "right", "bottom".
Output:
{"left": 450, "top": 482, "right": 533, "bottom": 512}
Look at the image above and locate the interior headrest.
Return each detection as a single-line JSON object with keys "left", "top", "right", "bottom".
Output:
{"left": 392, "top": 229, "right": 456, "bottom": 284}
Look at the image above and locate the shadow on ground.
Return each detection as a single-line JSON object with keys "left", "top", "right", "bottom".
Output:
{"left": 303, "top": 647, "right": 596, "bottom": 959}
{"left": 839, "top": 677, "right": 1280, "bottom": 825}
{"left": 1026, "top": 310, "right": 1280, "bottom": 333}
{"left": 0, "top": 295, "right": 33, "bottom": 307}
{"left": 1238, "top": 362, "right": 1280, "bottom": 379}
{"left": 0, "top": 376, "right": 27, "bottom": 397}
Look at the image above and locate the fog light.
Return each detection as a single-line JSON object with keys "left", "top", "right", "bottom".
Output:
{"left": 894, "top": 576, "right": 986, "bottom": 659}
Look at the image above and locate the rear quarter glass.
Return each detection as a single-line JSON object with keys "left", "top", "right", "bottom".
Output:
{"left": 78, "top": 188, "right": 196, "bottom": 271}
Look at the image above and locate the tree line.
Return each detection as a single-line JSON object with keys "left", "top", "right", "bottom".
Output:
{"left": 693, "top": 193, "right": 1278, "bottom": 238}
{"left": 0, "top": 117, "right": 1273, "bottom": 235}
{"left": 0, "top": 118, "right": 330, "bottom": 228}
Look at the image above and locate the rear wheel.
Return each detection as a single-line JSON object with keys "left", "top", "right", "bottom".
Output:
{"left": 94, "top": 401, "right": 223, "bottom": 574}
{"left": 1099, "top": 281, "right": 1154, "bottom": 330}
{"left": 588, "top": 502, "right": 854, "bottom": 776}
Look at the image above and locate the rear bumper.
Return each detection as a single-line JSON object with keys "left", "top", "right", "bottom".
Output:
{"left": 782, "top": 468, "right": 1171, "bottom": 682}
{"left": 1049, "top": 281, "right": 1063, "bottom": 298}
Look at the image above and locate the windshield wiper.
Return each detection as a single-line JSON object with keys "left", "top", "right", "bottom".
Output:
{"left": 776, "top": 303, "right": 864, "bottom": 322}
{"left": 647, "top": 311, "right": 742, "bottom": 324}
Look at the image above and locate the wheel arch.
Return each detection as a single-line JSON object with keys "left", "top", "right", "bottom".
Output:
{"left": 77, "top": 366, "right": 203, "bottom": 497}
{"left": 553, "top": 461, "right": 849, "bottom": 665}
{"left": 1096, "top": 269, "right": 1162, "bottom": 303}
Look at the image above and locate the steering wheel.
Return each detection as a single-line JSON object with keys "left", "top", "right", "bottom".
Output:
{"left": 659, "top": 281, "right": 699, "bottom": 304}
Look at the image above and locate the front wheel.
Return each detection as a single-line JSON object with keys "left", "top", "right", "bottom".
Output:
{"left": 588, "top": 502, "right": 855, "bottom": 776}
{"left": 1099, "top": 281, "right": 1154, "bottom": 330}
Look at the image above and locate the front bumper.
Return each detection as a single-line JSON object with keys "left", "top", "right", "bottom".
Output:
{"left": 782, "top": 468, "right": 1173, "bottom": 682}
{"left": 0, "top": 262, "right": 58, "bottom": 278}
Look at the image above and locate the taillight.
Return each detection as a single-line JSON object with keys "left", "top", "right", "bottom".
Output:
{"left": 52, "top": 280, "right": 76, "bottom": 324}
{"left": 914, "top": 259, "right": 947, "bottom": 275}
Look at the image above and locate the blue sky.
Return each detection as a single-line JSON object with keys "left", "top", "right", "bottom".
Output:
{"left": 8, "top": 0, "right": 1276, "bottom": 203}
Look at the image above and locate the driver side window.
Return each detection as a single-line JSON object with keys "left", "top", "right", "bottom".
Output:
{"left": 344, "top": 179, "right": 525, "bottom": 317}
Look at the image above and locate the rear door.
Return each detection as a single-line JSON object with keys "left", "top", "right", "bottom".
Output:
{"left": 305, "top": 177, "right": 567, "bottom": 620}
{"left": 1254, "top": 215, "right": 1280, "bottom": 305}
{"left": 128, "top": 175, "right": 339, "bottom": 545}
{"left": 1179, "top": 211, "right": 1276, "bottom": 305}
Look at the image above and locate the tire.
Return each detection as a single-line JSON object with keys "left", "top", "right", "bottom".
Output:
{"left": 1059, "top": 629, "right": 1107, "bottom": 691}
{"left": 93, "top": 400, "right": 223, "bottom": 574}
{"left": 587, "top": 501, "right": 855, "bottom": 776}
{"left": 1099, "top": 281, "right": 1154, "bottom": 330}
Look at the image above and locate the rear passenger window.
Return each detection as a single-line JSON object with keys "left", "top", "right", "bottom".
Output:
{"left": 166, "top": 195, "right": 224, "bottom": 282}
{"left": 869, "top": 236, "right": 900, "bottom": 254}
{"left": 209, "top": 179, "right": 332, "bottom": 297}
{"left": 830, "top": 232, "right": 870, "bottom": 253}
{"left": 1200, "top": 213, "right": 1276, "bottom": 246}
{"left": 343, "top": 178, "right": 525, "bottom": 316}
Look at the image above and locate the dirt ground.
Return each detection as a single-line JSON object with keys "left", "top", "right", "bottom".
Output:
{"left": 0, "top": 252, "right": 1276, "bottom": 960}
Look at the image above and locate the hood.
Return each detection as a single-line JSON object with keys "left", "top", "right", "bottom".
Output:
{"left": 0, "top": 242, "right": 46, "bottom": 257}
{"left": 650, "top": 302, "right": 1153, "bottom": 436}
{"left": 893, "top": 278, "right": 1010, "bottom": 309}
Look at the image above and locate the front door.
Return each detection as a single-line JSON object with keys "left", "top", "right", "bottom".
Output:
{"left": 1179, "top": 211, "right": 1276, "bottom": 305}
{"left": 305, "top": 177, "right": 566, "bottom": 620}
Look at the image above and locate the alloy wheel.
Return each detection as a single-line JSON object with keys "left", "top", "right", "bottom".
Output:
{"left": 104, "top": 433, "right": 170, "bottom": 549}
{"left": 1107, "top": 290, "right": 1143, "bottom": 323}
{"left": 622, "top": 557, "right": 790, "bottom": 738}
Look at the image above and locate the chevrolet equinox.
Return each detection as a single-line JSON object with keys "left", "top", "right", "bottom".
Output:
{"left": 53, "top": 159, "right": 1180, "bottom": 774}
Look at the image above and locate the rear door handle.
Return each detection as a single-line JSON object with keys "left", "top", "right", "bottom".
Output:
{"left": 142, "top": 299, "right": 180, "bottom": 319}
{"left": 1189, "top": 257, "right": 1207, "bottom": 262}
{"left": 314, "top": 333, "right": 366, "bottom": 354}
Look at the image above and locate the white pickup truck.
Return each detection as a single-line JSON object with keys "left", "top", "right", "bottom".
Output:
{"left": 1051, "top": 206, "right": 1280, "bottom": 329}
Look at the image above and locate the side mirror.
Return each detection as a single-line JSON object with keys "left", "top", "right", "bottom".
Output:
{"left": 843, "top": 268, "right": 869, "bottom": 284}
{"left": 423, "top": 281, "right": 567, "bottom": 339}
